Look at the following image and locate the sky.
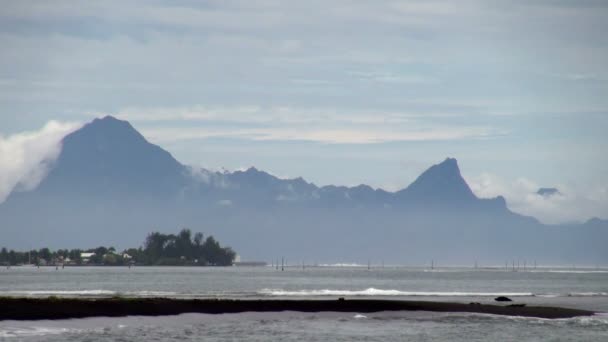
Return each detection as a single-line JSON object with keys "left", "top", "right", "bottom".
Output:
{"left": 0, "top": 0, "right": 607, "bottom": 223}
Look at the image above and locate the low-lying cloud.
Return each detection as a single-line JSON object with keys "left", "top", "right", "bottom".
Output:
{"left": 0, "top": 120, "right": 80, "bottom": 203}
{"left": 139, "top": 126, "right": 496, "bottom": 145}
{"left": 468, "top": 173, "right": 608, "bottom": 224}
{"left": 103, "top": 105, "right": 501, "bottom": 145}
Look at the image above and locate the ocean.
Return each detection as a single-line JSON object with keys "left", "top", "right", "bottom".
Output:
{"left": 1, "top": 265, "right": 607, "bottom": 341}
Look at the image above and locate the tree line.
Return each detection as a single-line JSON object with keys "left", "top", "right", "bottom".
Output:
{"left": 0, "top": 229, "right": 236, "bottom": 266}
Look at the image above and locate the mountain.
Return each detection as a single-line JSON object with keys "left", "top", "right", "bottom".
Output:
{"left": 398, "top": 157, "right": 476, "bottom": 203}
{"left": 36, "top": 116, "right": 188, "bottom": 196}
{"left": 0, "top": 116, "right": 606, "bottom": 264}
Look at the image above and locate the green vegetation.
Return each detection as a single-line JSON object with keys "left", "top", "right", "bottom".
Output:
{"left": 0, "top": 229, "right": 236, "bottom": 266}
{"left": 139, "top": 229, "right": 236, "bottom": 266}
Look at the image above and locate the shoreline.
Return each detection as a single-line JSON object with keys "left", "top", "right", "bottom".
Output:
{"left": 0, "top": 297, "right": 595, "bottom": 321}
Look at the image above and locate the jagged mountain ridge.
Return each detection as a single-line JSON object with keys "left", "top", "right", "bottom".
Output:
{"left": 0, "top": 116, "right": 605, "bottom": 264}
{"left": 31, "top": 116, "right": 508, "bottom": 210}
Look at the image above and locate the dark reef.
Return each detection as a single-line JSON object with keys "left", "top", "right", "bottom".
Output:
{"left": 0, "top": 297, "right": 594, "bottom": 321}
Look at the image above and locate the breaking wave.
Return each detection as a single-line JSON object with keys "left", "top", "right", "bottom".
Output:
{"left": 1, "top": 290, "right": 177, "bottom": 297}
{"left": 258, "top": 288, "right": 535, "bottom": 297}
{"left": 317, "top": 263, "right": 367, "bottom": 267}
{"left": 536, "top": 270, "right": 608, "bottom": 274}
{"left": 0, "top": 327, "right": 80, "bottom": 338}
{"left": 259, "top": 288, "right": 608, "bottom": 298}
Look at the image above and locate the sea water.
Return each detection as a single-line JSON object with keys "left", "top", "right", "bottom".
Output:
{"left": 1, "top": 266, "right": 607, "bottom": 341}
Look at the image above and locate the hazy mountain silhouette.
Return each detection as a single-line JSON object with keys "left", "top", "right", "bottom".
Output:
{"left": 398, "top": 157, "right": 475, "bottom": 202}
{"left": 36, "top": 116, "right": 188, "bottom": 196}
{"left": 1, "top": 116, "right": 606, "bottom": 264}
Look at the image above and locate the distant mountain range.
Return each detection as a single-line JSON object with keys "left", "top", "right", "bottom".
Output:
{"left": 1, "top": 116, "right": 606, "bottom": 264}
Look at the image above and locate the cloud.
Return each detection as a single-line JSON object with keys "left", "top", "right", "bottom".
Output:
{"left": 88, "top": 105, "right": 504, "bottom": 145}
{"left": 349, "top": 70, "right": 440, "bottom": 85}
{"left": 0, "top": 120, "right": 81, "bottom": 203}
{"left": 110, "top": 105, "right": 422, "bottom": 125}
{"left": 468, "top": 173, "right": 608, "bottom": 224}
{"left": 139, "top": 125, "right": 497, "bottom": 145}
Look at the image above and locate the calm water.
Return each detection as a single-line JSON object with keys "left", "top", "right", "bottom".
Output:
{"left": 1, "top": 266, "right": 607, "bottom": 341}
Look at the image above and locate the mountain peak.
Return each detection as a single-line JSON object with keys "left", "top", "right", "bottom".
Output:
{"left": 95, "top": 114, "right": 122, "bottom": 123}
{"left": 37, "top": 116, "right": 186, "bottom": 195}
{"left": 441, "top": 157, "right": 458, "bottom": 166}
{"left": 71, "top": 115, "right": 143, "bottom": 143}
{"left": 90, "top": 115, "right": 130, "bottom": 127}
{"left": 399, "top": 157, "right": 477, "bottom": 203}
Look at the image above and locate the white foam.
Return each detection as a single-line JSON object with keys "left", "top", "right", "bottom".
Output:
{"left": 575, "top": 315, "right": 608, "bottom": 326}
{"left": 534, "top": 292, "right": 607, "bottom": 298}
{"left": 2, "top": 290, "right": 117, "bottom": 296}
{"left": 258, "top": 288, "right": 534, "bottom": 297}
{"left": 0, "top": 290, "right": 178, "bottom": 297}
{"left": 0, "top": 327, "right": 76, "bottom": 338}
{"left": 534, "top": 270, "right": 608, "bottom": 274}
{"left": 318, "top": 263, "right": 367, "bottom": 267}
{"left": 567, "top": 292, "right": 608, "bottom": 297}
{"left": 125, "top": 291, "right": 178, "bottom": 297}
{"left": 535, "top": 294, "right": 559, "bottom": 298}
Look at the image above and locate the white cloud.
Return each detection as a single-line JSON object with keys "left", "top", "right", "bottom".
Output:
{"left": 468, "top": 173, "right": 608, "bottom": 224}
{"left": 87, "top": 105, "right": 504, "bottom": 145}
{"left": 111, "top": 105, "right": 414, "bottom": 125}
{"left": 0, "top": 121, "right": 81, "bottom": 203}
{"left": 139, "top": 125, "right": 496, "bottom": 145}
{"left": 349, "top": 70, "right": 440, "bottom": 85}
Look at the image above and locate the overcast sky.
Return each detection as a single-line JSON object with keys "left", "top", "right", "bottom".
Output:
{"left": 1, "top": 1, "right": 607, "bottom": 223}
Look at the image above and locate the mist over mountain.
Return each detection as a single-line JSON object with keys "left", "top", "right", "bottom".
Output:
{"left": 1, "top": 116, "right": 606, "bottom": 265}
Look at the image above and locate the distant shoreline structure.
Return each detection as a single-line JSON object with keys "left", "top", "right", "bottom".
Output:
{"left": 0, "top": 228, "right": 236, "bottom": 267}
{"left": 233, "top": 261, "right": 267, "bottom": 267}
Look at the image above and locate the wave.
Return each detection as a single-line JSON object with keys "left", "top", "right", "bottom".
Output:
{"left": 318, "top": 263, "right": 367, "bottom": 267}
{"left": 258, "top": 288, "right": 535, "bottom": 297}
{"left": 567, "top": 292, "right": 608, "bottom": 297}
{"left": 126, "top": 291, "right": 178, "bottom": 296}
{"left": 531, "top": 292, "right": 607, "bottom": 298}
{"left": 0, "top": 327, "right": 78, "bottom": 338}
{"left": 2, "top": 290, "right": 116, "bottom": 296}
{"left": 259, "top": 288, "right": 608, "bottom": 298}
{"left": 3, "top": 289, "right": 606, "bottom": 299}
{"left": 542, "top": 270, "right": 608, "bottom": 274}
{"left": 1, "top": 290, "right": 177, "bottom": 297}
